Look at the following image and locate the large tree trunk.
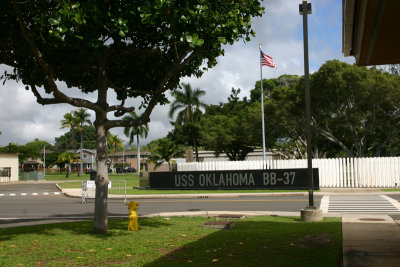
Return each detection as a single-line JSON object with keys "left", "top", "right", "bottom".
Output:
{"left": 94, "top": 123, "right": 109, "bottom": 233}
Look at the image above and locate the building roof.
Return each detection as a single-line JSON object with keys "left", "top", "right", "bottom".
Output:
{"left": 0, "top": 152, "right": 18, "bottom": 156}
{"left": 68, "top": 149, "right": 96, "bottom": 154}
{"left": 40, "top": 149, "right": 54, "bottom": 154}
{"left": 23, "top": 160, "right": 41, "bottom": 165}
{"left": 343, "top": 0, "right": 400, "bottom": 65}
{"left": 108, "top": 151, "right": 151, "bottom": 157}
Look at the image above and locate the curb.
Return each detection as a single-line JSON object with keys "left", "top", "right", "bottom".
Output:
{"left": 63, "top": 190, "right": 400, "bottom": 199}
{"left": 138, "top": 210, "right": 344, "bottom": 218}
{"left": 125, "top": 192, "right": 310, "bottom": 199}
{"left": 55, "top": 184, "right": 83, "bottom": 199}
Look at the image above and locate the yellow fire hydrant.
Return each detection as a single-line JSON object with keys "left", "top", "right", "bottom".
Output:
{"left": 125, "top": 201, "right": 139, "bottom": 231}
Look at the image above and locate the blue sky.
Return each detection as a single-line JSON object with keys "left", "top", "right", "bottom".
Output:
{"left": 0, "top": 0, "right": 356, "bottom": 146}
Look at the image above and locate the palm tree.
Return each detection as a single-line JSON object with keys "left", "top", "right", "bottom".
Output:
{"left": 123, "top": 112, "right": 149, "bottom": 176}
{"left": 147, "top": 138, "right": 183, "bottom": 171}
{"left": 74, "top": 108, "right": 91, "bottom": 176}
{"left": 57, "top": 152, "right": 79, "bottom": 178}
{"left": 169, "top": 83, "right": 206, "bottom": 161}
{"left": 60, "top": 112, "right": 77, "bottom": 150}
{"left": 107, "top": 133, "right": 124, "bottom": 171}
{"left": 108, "top": 133, "right": 124, "bottom": 153}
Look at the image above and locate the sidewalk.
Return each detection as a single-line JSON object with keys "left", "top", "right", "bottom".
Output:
{"left": 342, "top": 214, "right": 400, "bottom": 267}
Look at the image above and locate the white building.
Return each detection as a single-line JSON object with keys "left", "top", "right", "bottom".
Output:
{"left": 0, "top": 153, "right": 19, "bottom": 182}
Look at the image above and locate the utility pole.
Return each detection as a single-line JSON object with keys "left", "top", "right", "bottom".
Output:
{"left": 299, "top": 0, "right": 322, "bottom": 222}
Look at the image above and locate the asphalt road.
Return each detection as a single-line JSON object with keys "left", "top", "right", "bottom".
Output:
{"left": 0, "top": 183, "right": 320, "bottom": 227}
{"left": 0, "top": 183, "right": 61, "bottom": 195}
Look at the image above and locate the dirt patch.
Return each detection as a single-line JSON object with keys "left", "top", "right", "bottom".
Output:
{"left": 157, "top": 248, "right": 172, "bottom": 255}
{"left": 289, "top": 233, "right": 334, "bottom": 249}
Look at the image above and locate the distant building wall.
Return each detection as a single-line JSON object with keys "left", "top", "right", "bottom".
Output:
{"left": 108, "top": 151, "right": 150, "bottom": 171}
{"left": 148, "top": 163, "right": 170, "bottom": 172}
{"left": 197, "top": 149, "right": 282, "bottom": 162}
{"left": 0, "top": 153, "right": 19, "bottom": 182}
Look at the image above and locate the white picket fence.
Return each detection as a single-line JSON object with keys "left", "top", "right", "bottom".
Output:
{"left": 177, "top": 157, "right": 400, "bottom": 188}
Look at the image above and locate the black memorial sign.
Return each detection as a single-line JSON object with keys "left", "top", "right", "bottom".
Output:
{"left": 149, "top": 168, "right": 319, "bottom": 190}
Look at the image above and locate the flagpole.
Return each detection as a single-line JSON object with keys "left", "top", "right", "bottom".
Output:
{"left": 259, "top": 43, "right": 266, "bottom": 164}
{"left": 43, "top": 145, "right": 46, "bottom": 176}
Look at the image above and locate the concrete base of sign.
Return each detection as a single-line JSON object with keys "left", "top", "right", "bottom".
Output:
{"left": 216, "top": 214, "right": 245, "bottom": 221}
{"left": 203, "top": 221, "right": 235, "bottom": 230}
{"left": 300, "top": 206, "right": 323, "bottom": 222}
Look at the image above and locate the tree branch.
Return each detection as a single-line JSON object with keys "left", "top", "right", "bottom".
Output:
{"left": 107, "top": 49, "right": 200, "bottom": 130}
{"left": 30, "top": 84, "right": 62, "bottom": 105}
{"left": 315, "top": 123, "right": 354, "bottom": 157}
{"left": 140, "top": 50, "right": 200, "bottom": 120}
{"left": 12, "top": 1, "right": 99, "bottom": 111}
{"left": 110, "top": 106, "right": 136, "bottom": 117}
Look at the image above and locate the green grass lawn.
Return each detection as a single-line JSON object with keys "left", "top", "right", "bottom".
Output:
{"left": 0, "top": 216, "right": 342, "bottom": 266}
{"left": 45, "top": 173, "right": 135, "bottom": 182}
{"left": 381, "top": 188, "right": 400, "bottom": 191}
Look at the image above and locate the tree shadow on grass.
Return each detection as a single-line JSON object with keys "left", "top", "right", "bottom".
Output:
{"left": 144, "top": 217, "right": 342, "bottom": 267}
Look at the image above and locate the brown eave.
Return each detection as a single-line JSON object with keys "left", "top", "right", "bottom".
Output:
{"left": 343, "top": 0, "right": 400, "bottom": 66}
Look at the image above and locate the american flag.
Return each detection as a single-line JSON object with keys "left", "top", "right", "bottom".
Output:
{"left": 260, "top": 50, "right": 277, "bottom": 69}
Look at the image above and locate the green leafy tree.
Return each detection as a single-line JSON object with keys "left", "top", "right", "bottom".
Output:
{"left": 254, "top": 77, "right": 311, "bottom": 158}
{"left": 123, "top": 112, "right": 149, "bottom": 176}
{"left": 55, "top": 125, "right": 96, "bottom": 151}
{"left": 0, "top": 0, "right": 264, "bottom": 232}
{"left": 309, "top": 60, "right": 400, "bottom": 157}
{"left": 254, "top": 62, "right": 400, "bottom": 158}
{"left": 199, "top": 89, "right": 263, "bottom": 160}
{"left": 167, "top": 111, "right": 202, "bottom": 149}
{"left": 250, "top": 75, "right": 300, "bottom": 103}
{"left": 249, "top": 74, "right": 341, "bottom": 159}
{"left": 147, "top": 138, "right": 183, "bottom": 171}
{"left": 1, "top": 139, "right": 54, "bottom": 162}
{"left": 169, "top": 83, "right": 206, "bottom": 161}
{"left": 22, "top": 139, "right": 53, "bottom": 160}
{"left": 44, "top": 151, "right": 60, "bottom": 169}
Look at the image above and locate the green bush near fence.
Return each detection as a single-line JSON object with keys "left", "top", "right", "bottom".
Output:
{"left": 20, "top": 171, "right": 45, "bottom": 181}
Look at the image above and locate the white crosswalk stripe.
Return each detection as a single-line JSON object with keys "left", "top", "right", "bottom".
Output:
{"left": 0, "top": 192, "right": 62, "bottom": 197}
{"left": 321, "top": 195, "right": 400, "bottom": 214}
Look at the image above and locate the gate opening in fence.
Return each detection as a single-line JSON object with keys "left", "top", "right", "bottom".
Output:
{"left": 82, "top": 180, "right": 126, "bottom": 203}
